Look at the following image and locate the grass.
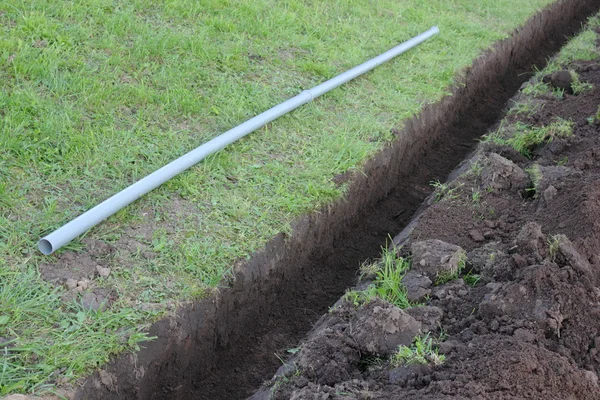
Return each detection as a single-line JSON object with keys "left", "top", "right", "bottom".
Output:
{"left": 430, "top": 180, "right": 464, "bottom": 202}
{"left": 507, "top": 119, "right": 573, "bottom": 157}
{"left": 345, "top": 246, "right": 412, "bottom": 309}
{"left": 547, "top": 235, "right": 560, "bottom": 261}
{"left": 392, "top": 334, "right": 445, "bottom": 367}
{"left": 0, "top": 0, "right": 559, "bottom": 395}
{"left": 0, "top": 268, "right": 155, "bottom": 396}
{"left": 525, "top": 164, "right": 543, "bottom": 198}
{"left": 520, "top": 13, "right": 600, "bottom": 96}
{"left": 434, "top": 250, "right": 467, "bottom": 286}
{"left": 484, "top": 119, "right": 573, "bottom": 158}
{"left": 464, "top": 270, "right": 481, "bottom": 287}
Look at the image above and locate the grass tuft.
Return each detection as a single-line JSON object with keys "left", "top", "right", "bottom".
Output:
{"left": 507, "top": 119, "right": 573, "bottom": 158}
{"left": 392, "top": 334, "right": 445, "bottom": 367}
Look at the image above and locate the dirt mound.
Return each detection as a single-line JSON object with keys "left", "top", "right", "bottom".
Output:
{"left": 256, "top": 52, "right": 600, "bottom": 400}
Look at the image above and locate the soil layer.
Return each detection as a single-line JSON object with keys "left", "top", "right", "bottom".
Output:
{"left": 75, "top": 0, "right": 600, "bottom": 399}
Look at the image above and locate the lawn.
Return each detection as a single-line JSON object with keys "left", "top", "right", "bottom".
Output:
{"left": 1, "top": 0, "right": 554, "bottom": 395}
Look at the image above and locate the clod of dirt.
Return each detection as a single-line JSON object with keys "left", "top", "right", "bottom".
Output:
{"left": 514, "top": 222, "right": 547, "bottom": 262}
{"left": 97, "top": 370, "right": 118, "bottom": 392}
{"left": 537, "top": 165, "right": 581, "bottom": 193}
{"left": 405, "top": 306, "right": 443, "bottom": 333}
{"left": 431, "top": 279, "right": 468, "bottom": 301}
{"left": 289, "top": 298, "right": 421, "bottom": 388}
{"left": 96, "top": 265, "right": 111, "bottom": 278}
{"left": 351, "top": 299, "right": 421, "bottom": 356}
{"left": 410, "top": 239, "right": 466, "bottom": 281}
{"left": 555, "top": 234, "right": 592, "bottom": 275}
{"left": 468, "top": 242, "right": 514, "bottom": 281}
{"left": 65, "top": 278, "right": 77, "bottom": 290}
{"left": 542, "top": 70, "right": 574, "bottom": 93}
{"left": 388, "top": 364, "right": 430, "bottom": 385}
{"left": 401, "top": 271, "right": 432, "bottom": 302}
{"left": 81, "top": 292, "right": 108, "bottom": 311}
{"left": 542, "top": 184, "right": 558, "bottom": 206}
{"left": 481, "top": 153, "right": 529, "bottom": 191}
{"left": 468, "top": 229, "right": 485, "bottom": 242}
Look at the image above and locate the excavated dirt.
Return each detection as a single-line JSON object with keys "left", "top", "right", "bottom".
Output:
{"left": 74, "top": 0, "right": 600, "bottom": 399}
{"left": 254, "top": 37, "right": 600, "bottom": 400}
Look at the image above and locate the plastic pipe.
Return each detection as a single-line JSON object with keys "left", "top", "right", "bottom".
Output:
{"left": 38, "top": 26, "right": 439, "bottom": 255}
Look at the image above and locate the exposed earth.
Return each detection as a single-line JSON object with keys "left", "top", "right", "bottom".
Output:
{"left": 251, "top": 52, "right": 600, "bottom": 399}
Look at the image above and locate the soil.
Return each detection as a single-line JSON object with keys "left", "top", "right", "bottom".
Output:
{"left": 254, "top": 43, "right": 600, "bottom": 400}
{"left": 71, "top": 0, "right": 600, "bottom": 399}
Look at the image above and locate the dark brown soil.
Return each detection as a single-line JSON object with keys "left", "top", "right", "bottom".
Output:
{"left": 74, "top": 0, "right": 600, "bottom": 399}
{"left": 257, "top": 41, "right": 600, "bottom": 400}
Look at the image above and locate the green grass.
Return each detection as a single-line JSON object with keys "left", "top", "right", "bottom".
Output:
{"left": 430, "top": 180, "right": 464, "bottom": 202}
{"left": 0, "top": 0, "right": 559, "bottom": 395}
{"left": 520, "top": 12, "right": 600, "bottom": 96}
{"left": 507, "top": 119, "right": 574, "bottom": 157}
{"left": 0, "top": 268, "right": 154, "bottom": 395}
{"left": 345, "top": 246, "right": 412, "bottom": 309}
{"left": 483, "top": 118, "right": 574, "bottom": 158}
{"left": 392, "top": 334, "right": 445, "bottom": 367}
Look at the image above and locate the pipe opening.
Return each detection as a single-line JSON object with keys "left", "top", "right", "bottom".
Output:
{"left": 38, "top": 239, "right": 54, "bottom": 255}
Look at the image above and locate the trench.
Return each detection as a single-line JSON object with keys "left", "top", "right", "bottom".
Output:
{"left": 76, "top": 0, "right": 600, "bottom": 399}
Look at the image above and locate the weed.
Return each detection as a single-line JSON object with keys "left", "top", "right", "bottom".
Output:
{"left": 463, "top": 271, "right": 481, "bottom": 287}
{"left": 469, "top": 160, "right": 484, "bottom": 177}
{"left": 569, "top": 70, "right": 594, "bottom": 94}
{"left": 346, "top": 247, "right": 413, "bottom": 308}
{"left": 343, "top": 289, "right": 374, "bottom": 307}
{"left": 358, "top": 259, "right": 380, "bottom": 281}
{"left": 435, "top": 251, "right": 466, "bottom": 286}
{"left": 555, "top": 157, "right": 568, "bottom": 166}
{"left": 525, "top": 164, "right": 542, "bottom": 198}
{"left": 430, "top": 180, "right": 464, "bottom": 202}
{"left": 547, "top": 235, "right": 560, "bottom": 262}
{"left": 471, "top": 189, "right": 481, "bottom": 206}
{"left": 521, "top": 80, "right": 552, "bottom": 97}
{"left": 507, "top": 100, "right": 543, "bottom": 117}
{"left": 392, "top": 334, "right": 445, "bottom": 367}
{"left": 368, "top": 248, "right": 412, "bottom": 309}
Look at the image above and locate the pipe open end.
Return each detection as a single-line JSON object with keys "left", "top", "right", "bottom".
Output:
{"left": 38, "top": 239, "right": 54, "bottom": 255}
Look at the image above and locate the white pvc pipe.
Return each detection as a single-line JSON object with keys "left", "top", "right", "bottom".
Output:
{"left": 38, "top": 26, "right": 439, "bottom": 255}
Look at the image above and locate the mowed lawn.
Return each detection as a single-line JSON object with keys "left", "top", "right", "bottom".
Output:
{"left": 1, "top": 0, "right": 553, "bottom": 395}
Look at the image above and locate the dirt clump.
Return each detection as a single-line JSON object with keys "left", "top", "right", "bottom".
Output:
{"left": 410, "top": 240, "right": 466, "bottom": 281}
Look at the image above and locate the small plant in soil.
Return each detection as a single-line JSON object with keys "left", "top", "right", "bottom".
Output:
{"left": 430, "top": 180, "right": 464, "bottom": 202}
{"left": 548, "top": 235, "right": 560, "bottom": 262}
{"left": 343, "top": 289, "right": 374, "bottom": 307}
{"left": 569, "top": 70, "right": 594, "bottom": 94}
{"left": 435, "top": 252, "right": 466, "bottom": 286}
{"left": 463, "top": 270, "right": 481, "bottom": 287}
{"left": 471, "top": 189, "right": 481, "bottom": 206}
{"left": 525, "top": 164, "right": 543, "bottom": 198}
{"left": 521, "top": 80, "right": 552, "bottom": 97}
{"left": 555, "top": 157, "right": 569, "bottom": 166}
{"left": 507, "top": 119, "right": 573, "bottom": 158}
{"left": 344, "top": 247, "right": 412, "bottom": 308}
{"left": 367, "top": 249, "right": 412, "bottom": 309}
{"left": 507, "top": 100, "right": 543, "bottom": 117}
{"left": 392, "top": 334, "right": 445, "bottom": 367}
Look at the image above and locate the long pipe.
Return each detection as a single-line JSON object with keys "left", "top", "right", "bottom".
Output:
{"left": 38, "top": 26, "right": 439, "bottom": 255}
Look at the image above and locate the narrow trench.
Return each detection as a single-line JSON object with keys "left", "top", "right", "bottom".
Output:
{"left": 76, "top": 1, "right": 600, "bottom": 399}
